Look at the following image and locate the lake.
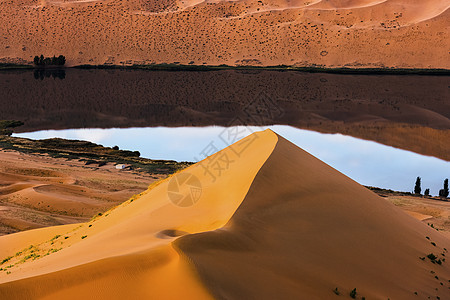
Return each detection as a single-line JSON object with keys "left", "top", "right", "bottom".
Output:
{"left": 15, "top": 125, "right": 450, "bottom": 197}
{"left": 2, "top": 69, "right": 449, "bottom": 195}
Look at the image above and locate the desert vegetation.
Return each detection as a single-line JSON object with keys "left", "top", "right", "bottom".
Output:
{"left": 439, "top": 179, "right": 449, "bottom": 198}
{"left": 414, "top": 176, "right": 422, "bottom": 195}
{"left": 0, "top": 120, "right": 24, "bottom": 136}
{"left": 410, "top": 177, "right": 449, "bottom": 199}
{"left": 0, "top": 134, "right": 190, "bottom": 175}
{"left": 33, "top": 55, "right": 66, "bottom": 67}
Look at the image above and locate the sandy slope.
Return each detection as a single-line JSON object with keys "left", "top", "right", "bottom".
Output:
{"left": 0, "top": 149, "right": 154, "bottom": 235}
{"left": 0, "top": 0, "right": 449, "bottom": 68}
{"left": 0, "top": 130, "right": 449, "bottom": 299}
{"left": 385, "top": 195, "right": 450, "bottom": 239}
{"left": 0, "top": 130, "right": 276, "bottom": 299}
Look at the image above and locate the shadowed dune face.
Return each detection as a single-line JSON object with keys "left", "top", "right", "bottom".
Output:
{"left": 0, "top": 0, "right": 449, "bottom": 68}
{"left": 1, "top": 69, "right": 449, "bottom": 161}
{"left": 176, "top": 133, "right": 450, "bottom": 299}
{"left": 0, "top": 130, "right": 449, "bottom": 299}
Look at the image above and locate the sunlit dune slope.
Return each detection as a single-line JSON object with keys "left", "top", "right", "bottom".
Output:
{"left": 1, "top": 130, "right": 449, "bottom": 299}
{"left": 0, "top": 0, "right": 449, "bottom": 68}
{"left": 0, "top": 130, "right": 277, "bottom": 299}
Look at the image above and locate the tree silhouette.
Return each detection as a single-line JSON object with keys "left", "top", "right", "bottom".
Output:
{"left": 414, "top": 177, "right": 421, "bottom": 195}
{"left": 424, "top": 189, "right": 430, "bottom": 196}
{"left": 439, "top": 179, "right": 449, "bottom": 198}
{"left": 33, "top": 55, "right": 66, "bottom": 66}
{"left": 56, "top": 55, "right": 66, "bottom": 65}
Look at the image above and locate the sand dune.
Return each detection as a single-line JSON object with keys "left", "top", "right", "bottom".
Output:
{"left": 177, "top": 132, "right": 450, "bottom": 299}
{"left": 0, "top": 150, "right": 155, "bottom": 235}
{"left": 385, "top": 194, "right": 450, "bottom": 239}
{"left": 0, "top": 0, "right": 449, "bottom": 68}
{"left": 0, "top": 130, "right": 449, "bottom": 299}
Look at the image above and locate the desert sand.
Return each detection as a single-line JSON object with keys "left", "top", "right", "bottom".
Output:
{"left": 0, "top": 149, "right": 158, "bottom": 235}
{"left": 0, "top": 0, "right": 449, "bottom": 68}
{"left": 0, "top": 130, "right": 449, "bottom": 299}
{"left": 384, "top": 194, "right": 450, "bottom": 239}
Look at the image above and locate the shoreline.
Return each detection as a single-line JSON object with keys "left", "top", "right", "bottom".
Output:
{"left": 0, "top": 135, "right": 192, "bottom": 175}
{"left": 0, "top": 132, "right": 446, "bottom": 201}
{"left": 1, "top": 63, "right": 449, "bottom": 76}
{"left": 365, "top": 186, "right": 449, "bottom": 202}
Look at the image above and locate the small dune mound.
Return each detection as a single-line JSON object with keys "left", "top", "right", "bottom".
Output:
{"left": 156, "top": 229, "right": 190, "bottom": 238}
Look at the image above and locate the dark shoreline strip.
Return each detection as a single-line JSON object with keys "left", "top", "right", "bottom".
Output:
{"left": 1, "top": 63, "right": 449, "bottom": 76}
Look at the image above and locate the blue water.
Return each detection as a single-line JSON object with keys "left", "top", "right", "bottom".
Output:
{"left": 15, "top": 125, "right": 450, "bottom": 197}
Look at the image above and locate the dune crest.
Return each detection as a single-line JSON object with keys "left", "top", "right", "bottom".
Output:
{"left": 1, "top": 130, "right": 449, "bottom": 299}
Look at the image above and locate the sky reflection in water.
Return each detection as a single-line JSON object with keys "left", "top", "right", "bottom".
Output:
{"left": 15, "top": 125, "right": 450, "bottom": 196}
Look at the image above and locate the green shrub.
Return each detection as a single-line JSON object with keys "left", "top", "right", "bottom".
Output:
{"left": 51, "top": 235, "right": 61, "bottom": 241}
{"left": 1, "top": 256, "right": 13, "bottom": 265}
{"left": 427, "top": 253, "right": 437, "bottom": 261}
{"left": 350, "top": 288, "right": 357, "bottom": 298}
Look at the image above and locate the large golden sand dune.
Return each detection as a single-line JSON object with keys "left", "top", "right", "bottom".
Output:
{"left": 0, "top": 0, "right": 449, "bottom": 67}
{"left": 0, "top": 130, "right": 449, "bottom": 299}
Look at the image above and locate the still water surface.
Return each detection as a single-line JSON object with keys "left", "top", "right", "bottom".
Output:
{"left": 15, "top": 125, "right": 450, "bottom": 197}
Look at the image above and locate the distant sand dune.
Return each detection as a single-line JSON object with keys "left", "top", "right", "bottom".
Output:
{"left": 0, "top": 0, "right": 448, "bottom": 68}
{"left": 0, "top": 150, "right": 153, "bottom": 235}
{"left": 1, "top": 130, "right": 449, "bottom": 299}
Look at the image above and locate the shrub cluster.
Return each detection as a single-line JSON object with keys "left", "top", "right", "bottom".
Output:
{"left": 33, "top": 55, "right": 66, "bottom": 66}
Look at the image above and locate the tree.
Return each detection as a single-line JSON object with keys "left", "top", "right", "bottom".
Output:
{"left": 439, "top": 179, "right": 449, "bottom": 198}
{"left": 43, "top": 57, "right": 52, "bottom": 66}
{"left": 414, "top": 177, "right": 421, "bottom": 195}
{"left": 424, "top": 189, "right": 430, "bottom": 196}
{"left": 56, "top": 55, "right": 66, "bottom": 65}
{"left": 33, "top": 55, "right": 66, "bottom": 66}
